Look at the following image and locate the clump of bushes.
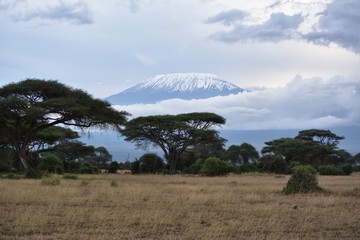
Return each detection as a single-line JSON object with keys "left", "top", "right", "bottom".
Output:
{"left": 79, "top": 163, "right": 98, "bottom": 174}
{"left": 38, "top": 154, "right": 64, "bottom": 174}
{"left": 237, "top": 163, "right": 258, "bottom": 173}
{"left": 318, "top": 164, "right": 352, "bottom": 176}
{"left": 283, "top": 165, "right": 323, "bottom": 195}
{"left": 200, "top": 157, "right": 234, "bottom": 176}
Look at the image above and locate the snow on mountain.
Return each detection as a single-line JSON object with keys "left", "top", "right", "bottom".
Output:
{"left": 105, "top": 73, "right": 244, "bottom": 105}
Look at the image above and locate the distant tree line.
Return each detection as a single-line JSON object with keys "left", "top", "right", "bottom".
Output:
{"left": 0, "top": 79, "right": 359, "bottom": 177}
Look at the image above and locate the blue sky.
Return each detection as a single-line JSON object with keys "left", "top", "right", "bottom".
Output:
{"left": 1, "top": 0, "right": 360, "bottom": 130}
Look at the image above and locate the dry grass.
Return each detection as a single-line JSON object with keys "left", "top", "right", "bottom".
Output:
{"left": 0, "top": 173, "right": 360, "bottom": 239}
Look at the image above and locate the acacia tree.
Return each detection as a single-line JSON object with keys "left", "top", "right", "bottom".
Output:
{"left": 0, "top": 79, "right": 129, "bottom": 176}
{"left": 122, "top": 112, "right": 226, "bottom": 173}
{"left": 262, "top": 129, "right": 346, "bottom": 166}
{"left": 295, "top": 129, "right": 344, "bottom": 147}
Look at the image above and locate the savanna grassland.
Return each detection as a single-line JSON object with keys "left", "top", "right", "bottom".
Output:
{"left": 0, "top": 173, "right": 360, "bottom": 240}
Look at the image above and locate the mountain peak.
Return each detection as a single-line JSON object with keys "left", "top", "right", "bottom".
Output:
{"left": 106, "top": 73, "right": 244, "bottom": 105}
{"left": 137, "top": 73, "right": 239, "bottom": 92}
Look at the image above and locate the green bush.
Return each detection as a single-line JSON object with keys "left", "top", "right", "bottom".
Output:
{"left": 0, "top": 161, "right": 12, "bottom": 173}
{"left": 269, "top": 156, "right": 288, "bottom": 174}
{"left": 283, "top": 165, "right": 322, "bottom": 195}
{"left": 183, "top": 159, "right": 205, "bottom": 174}
{"left": 286, "top": 161, "right": 302, "bottom": 174}
{"left": 341, "top": 164, "right": 353, "bottom": 175}
{"left": 38, "top": 154, "right": 64, "bottom": 174}
{"left": 318, "top": 165, "right": 344, "bottom": 175}
{"left": 79, "top": 163, "right": 98, "bottom": 174}
{"left": 200, "top": 157, "right": 234, "bottom": 176}
{"left": 138, "top": 153, "right": 164, "bottom": 173}
{"left": 238, "top": 163, "right": 258, "bottom": 173}
{"left": 294, "top": 165, "right": 317, "bottom": 174}
{"left": 108, "top": 161, "right": 119, "bottom": 173}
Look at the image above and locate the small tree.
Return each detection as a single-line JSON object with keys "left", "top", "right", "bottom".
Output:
{"left": 108, "top": 161, "right": 119, "bottom": 173}
{"left": 283, "top": 165, "right": 323, "bottom": 194}
{"left": 138, "top": 153, "right": 164, "bottom": 173}
{"left": 38, "top": 154, "right": 64, "bottom": 174}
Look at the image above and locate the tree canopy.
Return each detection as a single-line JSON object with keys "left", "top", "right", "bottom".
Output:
{"left": 121, "top": 112, "right": 226, "bottom": 173}
{"left": 261, "top": 129, "right": 347, "bottom": 167}
{"left": 0, "top": 79, "right": 129, "bottom": 176}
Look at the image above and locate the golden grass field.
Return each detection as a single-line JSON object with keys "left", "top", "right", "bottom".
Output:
{"left": 0, "top": 173, "right": 360, "bottom": 240}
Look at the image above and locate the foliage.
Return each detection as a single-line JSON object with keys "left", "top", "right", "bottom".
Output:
{"left": 79, "top": 163, "right": 98, "bottom": 174}
{"left": 138, "top": 153, "right": 164, "bottom": 173}
{"left": 262, "top": 129, "right": 346, "bottom": 167}
{"left": 283, "top": 165, "right": 322, "bottom": 194}
{"left": 317, "top": 164, "right": 352, "bottom": 175}
{"left": 223, "top": 143, "right": 259, "bottom": 166}
{"left": 237, "top": 162, "right": 258, "bottom": 173}
{"left": 286, "top": 161, "right": 302, "bottom": 174}
{"left": 131, "top": 160, "right": 140, "bottom": 174}
{"left": 122, "top": 112, "right": 226, "bottom": 173}
{"left": 295, "top": 129, "right": 344, "bottom": 147}
{"left": 200, "top": 157, "right": 234, "bottom": 176}
{"left": 0, "top": 161, "right": 12, "bottom": 173}
{"left": 0, "top": 79, "right": 129, "bottom": 176}
{"left": 108, "top": 161, "right": 119, "bottom": 173}
{"left": 259, "top": 155, "right": 288, "bottom": 174}
{"left": 183, "top": 158, "right": 206, "bottom": 174}
{"left": 38, "top": 154, "right": 64, "bottom": 174}
{"left": 318, "top": 165, "right": 344, "bottom": 175}
{"left": 341, "top": 164, "right": 353, "bottom": 175}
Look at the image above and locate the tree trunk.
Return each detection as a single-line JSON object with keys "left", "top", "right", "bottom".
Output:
{"left": 16, "top": 146, "right": 34, "bottom": 177}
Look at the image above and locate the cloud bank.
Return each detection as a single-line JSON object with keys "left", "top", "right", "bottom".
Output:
{"left": 114, "top": 75, "right": 360, "bottom": 130}
{"left": 2, "top": 0, "right": 93, "bottom": 25}
{"left": 207, "top": 0, "right": 360, "bottom": 54}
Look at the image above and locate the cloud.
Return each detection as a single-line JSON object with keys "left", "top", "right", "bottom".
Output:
{"left": 135, "top": 53, "right": 156, "bottom": 65}
{"left": 209, "top": 12, "right": 303, "bottom": 43}
{"left": 13, "top": 1, "right": 93, "bottom": 25}
{"left": 207, "top": 0, "right": 360, "bottom": 53}
{"left": 303, "top": 0, "right": 360, "bottom": 53}
{"left": 205, "top": 9, "right": 248, "bottom": 26}
{"left": 0, "top": 0, "right": 23, "bottom": 11}
{"left": 114, "top": 75, "right": 360, "bottom": 130}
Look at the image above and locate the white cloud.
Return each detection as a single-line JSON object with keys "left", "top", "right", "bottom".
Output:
{"left": 207, "top": 0, "right": 360, "bottom": 54}
{"left": 135, "top": 53, "right": 156, "bottom": 65}
{"left": 7, "top": 0, "right": 94, "bottom": 25}
{"left": 114, "top": 75, "right": 360, "bottom": 130}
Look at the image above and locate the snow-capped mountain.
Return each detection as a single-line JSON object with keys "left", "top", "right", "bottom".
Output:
{"left": 105, "top": 73, "right": 244, "bottom": 105}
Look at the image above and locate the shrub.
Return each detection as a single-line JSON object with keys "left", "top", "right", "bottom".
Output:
{"left": 286, "top": 161, "right": 302, "bottom": 174}
{"left": 238, "top": 163, "right": 258, "bottom": 173}
{"left": 183, "top": 159, "right": 205, "bottom": 174}
{"left": 108, "top": 161, "right": 119, "bottom": 173}
{"left": 138, "top": 153, "right": 164, "bottom": 173}
{"left": 41, "top": 175, "right": 61, "bottom": 185}
{"left": 79, "top": 163, "right": 98, "bottom": 174}
{"left": 0, "top": 161, "right": 12, "bottom": 173}
{"left": 341, "top": 164, "right": 353, "bottom": 175}
{"left": 38, "top": 154, "right": 64, "bottom": 174}
{"left": 318, "top": 165, "right": 344, "bottom": 175}
{"left": 283, "top": 165, "right": 322, "bottom": 194}
{"left": 200, "top": 157, "right": 234, "bottom": 176}
{"left": 269, "top": 156, "right": 288, "bottom": 174}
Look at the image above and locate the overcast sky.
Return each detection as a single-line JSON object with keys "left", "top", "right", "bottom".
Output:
{"left": 1, "top": 0, "right": 360, "bottom": 130}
